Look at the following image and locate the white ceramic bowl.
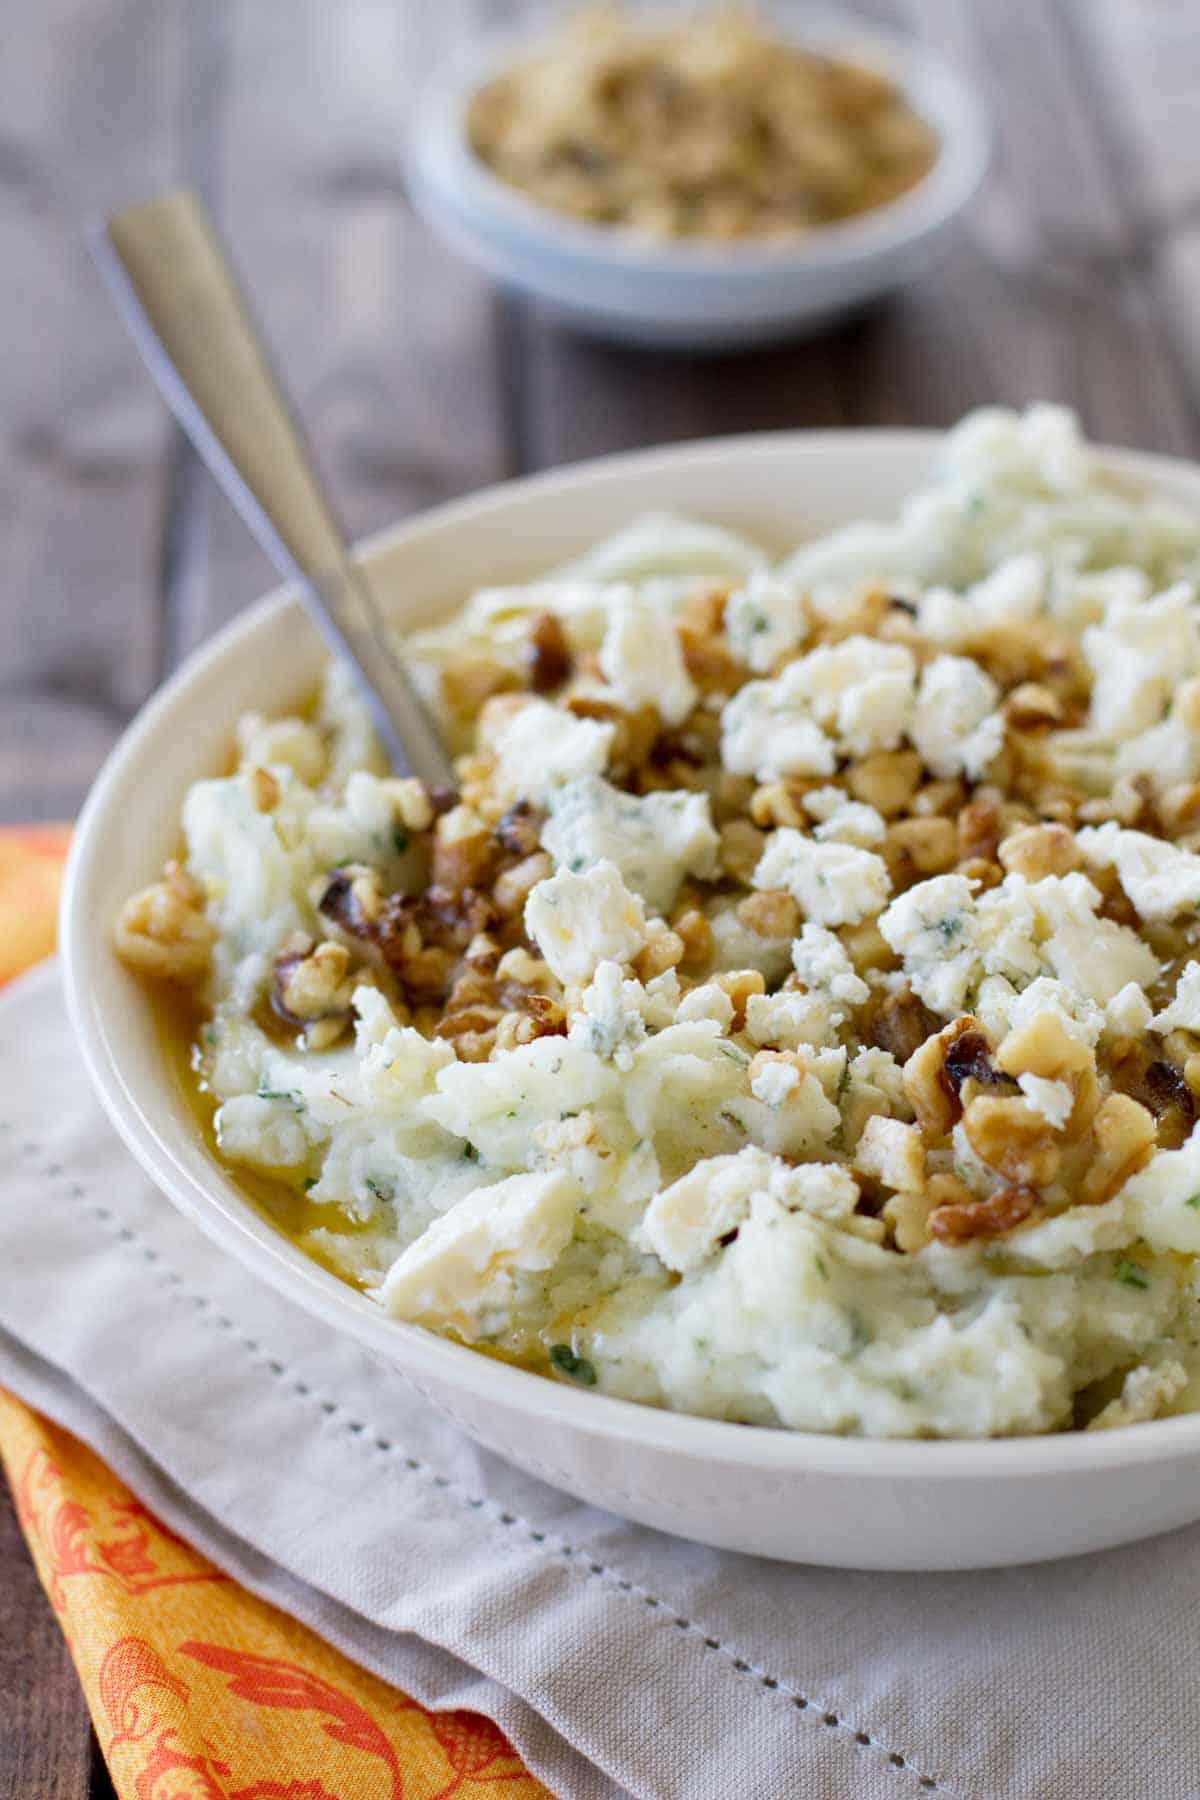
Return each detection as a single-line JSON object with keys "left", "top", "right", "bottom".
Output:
{"left": 62, "top": 429, "right": 1200, "bottom": 1570}
{"left": 405, "top": 15, "right": 990, "bottom": 350}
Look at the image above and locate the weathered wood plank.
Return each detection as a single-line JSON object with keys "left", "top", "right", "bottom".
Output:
{"left": 168, "top": 0, "right": 510, "bottom": 658}
{"left": 0, "top": 1486, "right": 93, "bottom": 1800}
{"left": 0, "top": 0, "right": 184, "bottom": 820}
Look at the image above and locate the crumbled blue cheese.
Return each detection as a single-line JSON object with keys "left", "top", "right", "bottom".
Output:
{"left": 379, "top": 1169, "right": 579, "bottom": 1337}
{"left": 724, "top": 569, "right": 808, "bottom": 673}
{"left": 753, "top": 830, "right": 891, "bottom": 927}
{"left": 1151, "top": 962, "right": 1200, "bottom": 1035}
{"left": 637, "top": 1145, "right": 859, "bottom": 1273}
{"left": 744, "top": 989, "right": 841, "bottom": 1050}
{"left": 880, "top": 871, "right": 1159, "bottom": 1017}
{"left": 1083, "top": 581, "right": 1200, "bottom": 740}
{"left": 791, "top": 921, "right": 870, "bottom": 1005}
{"left": 598, "top": 587, "right": 697, "bottom": 725}
{"left": 524, "top": 860, "right": 650, "bottom": 985}
{"left": 1106, "top": 981, "right": 1154, "bottom": 1039}
{"left": 719, "top": 635, "right": 916, "bottom": 780}
{"left": 488, "top": 697, "right": 615, "bottom": 805}
{"left": 542, "top": 775, "right": 718, "bottom": 914}
{"left": 909, "top": 654, "right": 1004, "bottom": 779}
{"left": 1078, "top": 822, "right": 1200, "bottom": 920}
{"left": 1017, "top": 1073, "right": 1075, "bottom": 1129}
{"left": 802, "top": 787, "right": 887, "bottom": 849}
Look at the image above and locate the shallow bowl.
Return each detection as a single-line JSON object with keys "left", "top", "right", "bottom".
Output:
{"left": 405, "top": 15, "right": 991, "bottom": 350}
{"left": 61, "top": 428, "right": 1200, "bottom": 1569}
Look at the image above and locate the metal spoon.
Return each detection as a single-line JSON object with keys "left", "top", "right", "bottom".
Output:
{"left": 90, "top": 188, "right": 454, "bottom": 791}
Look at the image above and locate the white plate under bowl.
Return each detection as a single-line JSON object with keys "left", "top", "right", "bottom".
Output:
{"left": 61, "top": 429, "right": 1200, "bottom": 1569}
{"left": 405, "top": 14, "right": 990, "bottom": 350}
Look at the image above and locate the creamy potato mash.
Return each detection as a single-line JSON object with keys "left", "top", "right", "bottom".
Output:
{"left": 117, "top": 406, "right": 1200, "bottom": 1437}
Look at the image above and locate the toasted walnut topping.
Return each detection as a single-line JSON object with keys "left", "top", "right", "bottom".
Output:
{"left": 676, "top": 620, "right": 742, "bottom": 695}
{"left": 718, "top": 819, "right": 766, "bottom": 882}
{"left": 319, "top": 864, "right": 383, "bottom": 936}
{"left": 1004, "top": 682, "right": 1067, "bottom": 732}
{"left": 443, "top": 653, "right": 518, "bottom": 719}
{"left": 248, "top": 766, "right": 280, "bottom": 812}
{"left": 997, "top": 822, "right": 1080, "bottom": 881}
{"left": 882, "top": 1183, "right": 941, "bottom": 1253}
{"left": 272, "top": 936, "right": 356, "bottom": 1048}
{"left": 867, "top": 986, "right": 939, "bottom": 1064}
{"left": 523, "top": 611, "right": 571, "bottom": 692}
{"left": 1158, "top": 782, "right": 1200, "bottom": 839}
{"left": 1080, "top": 1094, "right": 1157, "bottom": 1205}
{"left": 113, "top": 861, "right": 215, "bottom": 985}
{"left": 847, "top": 749, "right": 921, "bottom": 817}
{"left": 749, "top": 783, "right": 806, "bottom": 829}
{"left": 563, "top": 693, "right": 658, "bottom": 776}
{"left": 957, "top": 796, "right": 1002, "bottom": 864}
{"left": 928, "top": 1183, "right": 1040, "bottom": 1243}
{"left": 432, "top": 805, "right": 496, "bottom": 892}
{"left": 635, "top": 922, "right": 685, "bottom": 982}
{"left": 910, "top": 778, "right": 966, "bottom": 819}
{"left": 391, "top": 777, "right": 436, "bottom": 833}
{"left": 713, "top": 967, "right": 766, "bottom": 1032}
{"left": 902, "top": 1016, "right": 988, "bottom": 1139}
{"left": 673, "top": 907, "right": 713, "bottom": 967}
{"left": 736, "top": 889, "right": 800, "bottom": 939}
{"left": 495, "top": 801, "right": 544, "bottom": 857}
{"left": 493, "top": 851, "right": 553, "bottom": 917}
{"left": 962, "top": 1095, "right": 1060, "bottom": 1187}
{"left": 886, "top": 815, "right": 957, "bottom": 876}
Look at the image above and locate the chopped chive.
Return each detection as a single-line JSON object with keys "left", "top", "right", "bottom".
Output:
{"left": 393, "top": 828, "right": 409, "bottom": 855}
{"left": 1114, "top": 1259, "right": 1150, "bottom": 1290}
{"left": 549, "top": 1344, "right": 597, "bottom": 1386}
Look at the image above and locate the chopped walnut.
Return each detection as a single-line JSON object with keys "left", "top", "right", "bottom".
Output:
{"left": 928, "top": 1183, "right": 1040, "bottom": 1243}
{"left": 713, "top": 967, "right": 766, "bottom": 1032}
{"left": 1079, "top": 1094, "right": 1157, "bottom": 1205}
{"left": 736, "top": 889, "right": 799, "bottom": 939}
{"left": 886, "top": 815, "right": 957, "bottom": 876}
{"left": 493, "top": 851, "right": 553, "bottom": 917}
{"left": 272, "top": 935, "right": 356, "bottom": 1049}
{"left": 997, "top": 822, "right": 1080, "bottom": 880}
{"left": 523, "top": 612, "right": 571, "bottom": 692}
{"left": 847, "top": 749, "right": 921, "bottom": 817}
{"left": 718, "top": 819, "right": 765, "bottom": 882}
{"left": 114, "top": 862, "right": 216, "bottom": 985}
{"left": 432, "top": 805, "right": 496, "bottom": 893}
{"left": 961, "top": 1094, "right": 1061, "bottom": 1188}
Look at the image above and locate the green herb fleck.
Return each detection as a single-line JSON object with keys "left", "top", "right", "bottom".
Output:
{"left": 1185, "top": 1192, "right": 1200, "bottom": 1210}
{"left": 814, "top": 1255, "right": 829, "bottom": 1281}
{"left": 1114, "top": 1259, "right": 1151, "bottom": 1290}
{"left": 257, "top": 1080, "right": 304, "bottom": 1110}
{"left": 365, "top": 1177, "right": 394, "bottom": 1202}
{"left": 393, "top": 828, "right": 410, "bottom": 855}
{"left": 303, "top": 1177, "right": 317, "bottom": 1192}
{"left": 549, "top": 1344, "right": 597, "bottom": 1386}
{"left": 462, "top": 1143, "right": 479, "bottom": 1162}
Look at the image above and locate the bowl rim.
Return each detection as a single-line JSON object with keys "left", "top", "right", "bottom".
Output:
{"left": 61, "top": 423, "right": 1200, "bottom": 1484}
{"left": 407, "top": 8, "right": 992, "bottom": 280}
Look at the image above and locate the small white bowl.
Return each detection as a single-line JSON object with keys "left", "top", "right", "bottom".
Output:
{"left": 62, "top": 429, "right": 1200, "bottom": 1571}
{"left": 405, "top": 14, "right": 991, "bottom": 350}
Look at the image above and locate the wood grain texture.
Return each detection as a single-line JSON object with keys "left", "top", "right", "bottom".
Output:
{"left": 4, "top": 0, "right": 1200, "bottom": 1791}
{"left": 0, "top": 1486, "right": 94, "bottom": 1799}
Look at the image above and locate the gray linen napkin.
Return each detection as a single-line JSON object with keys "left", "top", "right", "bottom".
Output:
{"left": 2, "top": 960, "right": 1199, "bottom": 1800}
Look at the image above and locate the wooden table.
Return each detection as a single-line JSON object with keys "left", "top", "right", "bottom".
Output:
{"left": 4, "top": 0, "right": 1200, "bottom": 1789}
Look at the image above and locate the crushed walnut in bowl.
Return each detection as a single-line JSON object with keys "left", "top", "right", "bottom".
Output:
{"left": 115, "top": 404, "right": 1200, "bottom": 1439}
{"left": 465, "top": 5, "right": 939, "bottom": 243}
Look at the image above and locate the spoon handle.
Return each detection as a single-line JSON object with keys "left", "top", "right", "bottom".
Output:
{"left": 91, "top": 188, "right": 454, "bottom": 791}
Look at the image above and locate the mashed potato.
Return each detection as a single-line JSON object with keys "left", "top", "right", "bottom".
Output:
{"left": 116, "top": 405, "right": 1200, "bottom": 1437}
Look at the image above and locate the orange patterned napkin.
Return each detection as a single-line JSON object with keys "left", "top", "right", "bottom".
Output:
{"left": 0, "top": 825, "right": 549, "bottom": 1800}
